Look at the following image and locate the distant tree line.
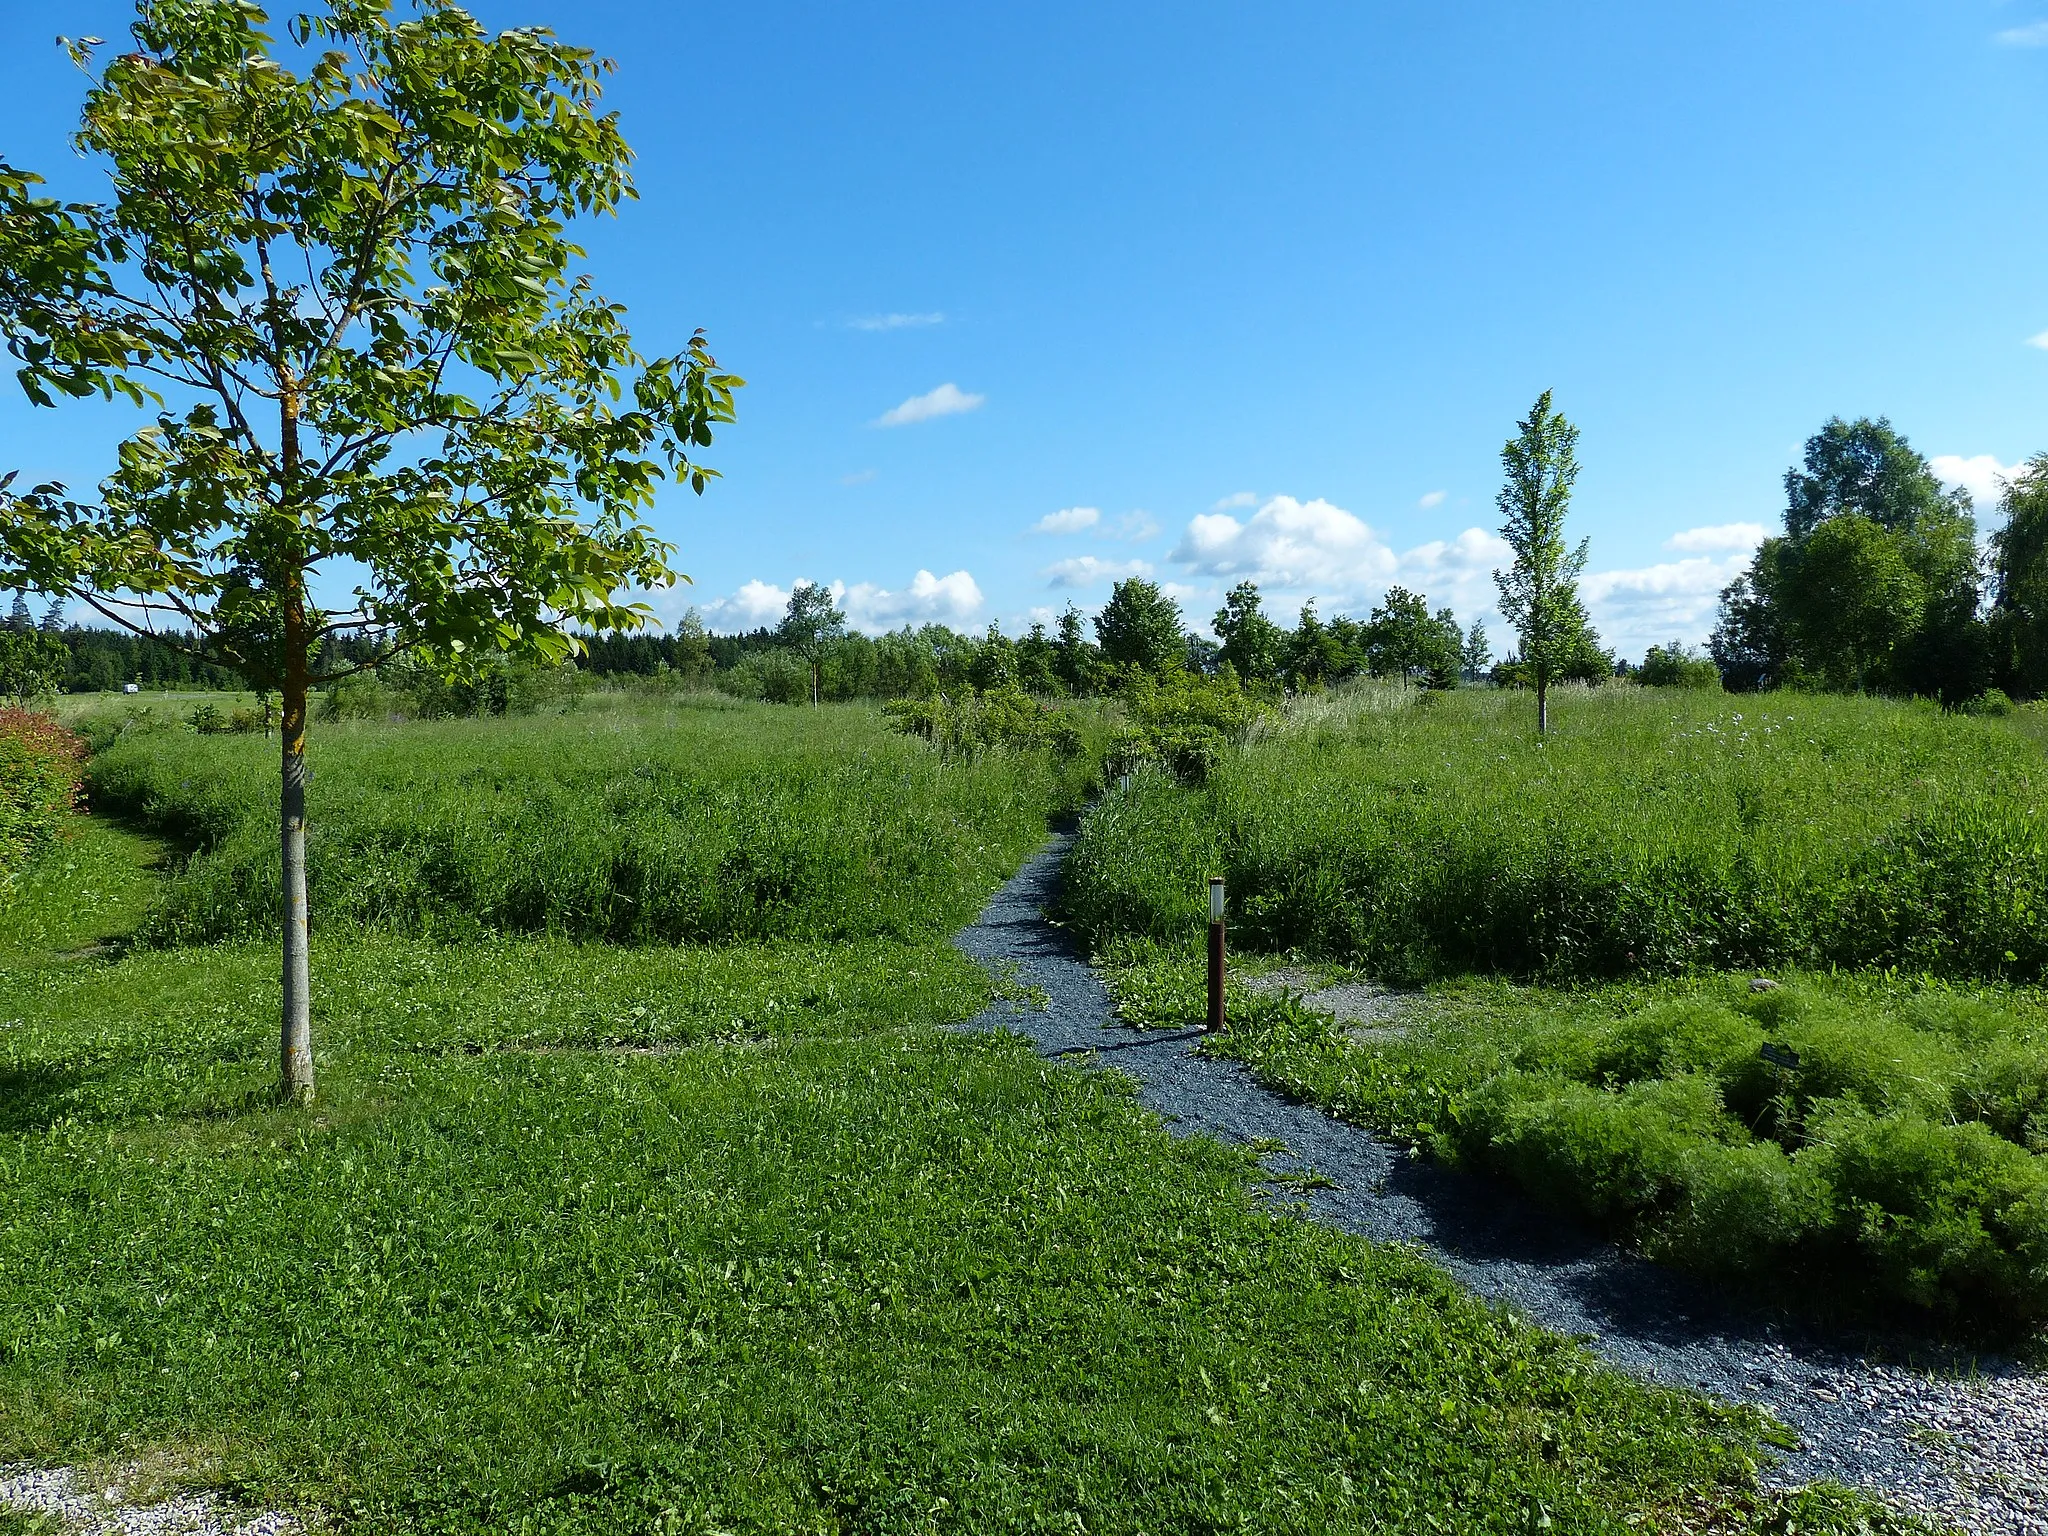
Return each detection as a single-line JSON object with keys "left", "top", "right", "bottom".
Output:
{"left": 1712, "top": 417, "right": 2048, "bottom": 705}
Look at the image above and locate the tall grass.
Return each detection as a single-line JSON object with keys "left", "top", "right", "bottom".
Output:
{"left": 1066, "top": 685, "right": 2048, "bottom": 982}
{"left": 87, "top": 699, "right": 1085, "bottom": 946}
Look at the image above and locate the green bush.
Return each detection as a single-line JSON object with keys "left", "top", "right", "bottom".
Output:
{"left": 1067, "top": 686, "right": 2048, "bottom": 983}
{"left": 0, "top": 709, "right": 83, "bottom": 881}
{"left": 1177, "top": 961, "right": 2048, "bottom": 1330}
{"left": 884, "top": 686, "right": 1084, "bottom": 760}
{"left": 87, "top": 702, "right": 1084, "bottom": 946}
{"left": 1103, "top": 668, "right": 1271, "bottom": 785}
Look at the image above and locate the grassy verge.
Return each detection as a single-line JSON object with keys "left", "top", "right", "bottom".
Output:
{"left": 1102, "top": 940, "right": 2048, "bottom": 1337}
{"left": 0, "top": 829, "right": 1916, "bottom": 1534}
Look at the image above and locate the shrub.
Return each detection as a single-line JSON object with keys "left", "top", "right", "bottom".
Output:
{"left": 1638, "top": 641, "right": 1722, "bottom": 690}
{"left": 0, "top": 709, "right": 84, "bottom": 879}
{"left": 1103, "top": 669, "right": 1270, "bottom": 785}
{"left": 1801, "top": 1106, "right": 2048, "bottom": 1321}
{"left": 884, "top": 687, "right": 1083, "bottom": 760}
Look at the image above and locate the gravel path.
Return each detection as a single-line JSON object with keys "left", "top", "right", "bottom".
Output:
{"left": 954, "top": 831, "right": 2048, "bottom": 1536}
{"left": 0, "top": 1465, "right": 297, "bottom": 1536}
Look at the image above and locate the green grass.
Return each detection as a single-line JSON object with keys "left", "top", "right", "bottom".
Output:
{"left": 1065, "top": 684, "right": 2048, "bottom": 984}
{"left": 0, "top": 818, "right": 1919, "bottom": 1534}
{"left": 84, "top": 698, "right": 1089, "bottom": 947}
{"left": 1103, "top": 942, "right": 2048, "bottom": 1335}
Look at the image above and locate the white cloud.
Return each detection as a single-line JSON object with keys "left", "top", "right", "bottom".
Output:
{"left": 702, "top": 578, "right": 791, "bottom": 631}
{"left": 1031, "top": 506, "right": 1101, "bottom": 535}
{"left": 849, "top": 312, "right": 945, "bottom": 331}
{"left": 1418, "top": 490, "right": 1447, "bottom": 509}
{"left": 1106, "top": 510, "right": 1160, "bottom": 542}
{"left": 1931, "top": 453, "right": 2026, "bottom": 505}
{"left": 840, "top": 569, "right": 983, "bottom": 630}
{"left": 1664, "top": 522, "right": 1766, "bottom": 554}
{"left": 701, "top": 569, "right": 982, "bottom": 633}
{"left": 1042, "top": 555, "right": 1154, "bottom": 589}
{"left": 1171, "top": 495, "right": 1398, "bottom": 589}
{"left": 1996, "top": 20, "right": 2048, "bottom": 46}
{"left": 1580, "top": 554, "right": 1752, "bottom": 657}
{"left": 874, "top": 382, "right": 985, "bottom": 427}
{"left": 1209, "top": 491, "right": 1258, "bottom": 512}
{"left": 840, "top": 468, "right": 877, "bottom": 486}
{"left": 2028, "top": 329, "right": 2048, "bottom": 350}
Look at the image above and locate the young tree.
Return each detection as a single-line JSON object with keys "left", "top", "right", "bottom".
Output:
{"left": 1493, "top": 391, "right": 1589, "bottom": 733}
{"left": 1460, "top": 618, "right": 1492, "bottom": 678}
{"left": 1285, "top": 599, "right": 1343, "bottom": 690}
{"left": 1364, "top": 585, "right": 1434, "bottom": 685}
{"left": 1094, "top": 577, "right": 1185, "bottom": 676}
{"left": 673, "top": 608, "right": 714, "bottom": 686}
{"left": 1211, "top": 580, "right": 1283, "bottom": 686}
{"left": 0, "top": 2, "right": 740, "bottom": 1102}
{"left": 778, "top": 581, "right": 846, "bottom": 705}
{"left": 1016, "top": 620, "right": 1061, "bottom": 695}
{"left": 1052, "top": 603, "right": 1099, "bottom": 695}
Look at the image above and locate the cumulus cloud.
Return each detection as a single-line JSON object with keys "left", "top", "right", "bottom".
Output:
{"left": 1579, "top": 553, "right": 1753, "bottom": 658}
{"left": 1996, "top": 20, "right": 2048, "bottom": 45}
{"left": 1931, "top": 453, "right": 2027, "bottom": 505}
{"left": 1665, "top": 522, "right": 1767, "bottom": 553}
{"left": 840, "top": 569, "right": 983, "bottom": 629}
{"left": 1042, "top": 555, "right": 1154, "bottom": 589}
{"left": 702, "top": 578, "right": 792, "bottom": 631}
{"left": 1209, "top": 491, "right": 1258, "bottom": 512}
{"left": 1171, "top": 495, "right": 1398, "bottom": 589}
{"left": 1418, "top": 490, "right": 1447, "bottom": 509}
{"left": 701, "top": 570, "right": 982, "bottom": 633}
{"left": 874, "top": 382, "right": 985, "bottom": 427}
{"left": 849, "top": 312, "right": 945, "bottom": 330}
{"left": 1031, "top": 506, "right": 1101, "bottom": 535}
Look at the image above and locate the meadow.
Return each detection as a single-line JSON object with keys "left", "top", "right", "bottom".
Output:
{"left": 1079, "top": 685, "right": 2048, "bottom": 1332}
{"left": 80, "top": 695, "right": 1092, "bottom": 946}
{"left": 0, "top": 694, "right": 1918, "bottom": 1534}
{"left": 1066, "top": 685, "right": 2048, "bottom": 984}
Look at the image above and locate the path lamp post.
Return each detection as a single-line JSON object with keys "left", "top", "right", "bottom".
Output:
{"left": 1206, "top": 876, "right": 1227, "bottom": 1033}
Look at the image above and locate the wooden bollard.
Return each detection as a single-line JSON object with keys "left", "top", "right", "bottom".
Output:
{"left": 1206, "top": 876, "right": 1226, "bottom": 1033}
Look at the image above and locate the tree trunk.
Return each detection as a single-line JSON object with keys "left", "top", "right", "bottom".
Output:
{"left": 279, "top": 653, "right": 314, "bottom": 1103}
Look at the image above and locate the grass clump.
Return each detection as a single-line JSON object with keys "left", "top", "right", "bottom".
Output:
{"left": 1110, "top": 948, "right": 2048, "bottom": 1332}
{"left": 86, "top": 699, "right": 1084, "bottom": 946}
{"left": 1066, "top": 685, "right": 2048, "bottom": 983}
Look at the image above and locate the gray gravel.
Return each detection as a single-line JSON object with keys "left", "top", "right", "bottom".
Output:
{"left": 0, "top": 1464, "right": 297, "bottom": 1536}
{"left": 954, "top": 831, "right": 2048, "bottom": 1536}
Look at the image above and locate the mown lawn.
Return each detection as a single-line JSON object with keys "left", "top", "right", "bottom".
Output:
{"left": 0, "top": 811, "right": 1915, "bottom": 1534}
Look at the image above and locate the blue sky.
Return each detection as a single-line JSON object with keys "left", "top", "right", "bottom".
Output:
{"left": 3, "top": 1, "right": 2047, "bottom": 657}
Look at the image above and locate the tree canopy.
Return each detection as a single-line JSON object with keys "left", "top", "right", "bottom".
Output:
{"left": 1712, "top": 418, "right": 1984, "bottom": 701}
